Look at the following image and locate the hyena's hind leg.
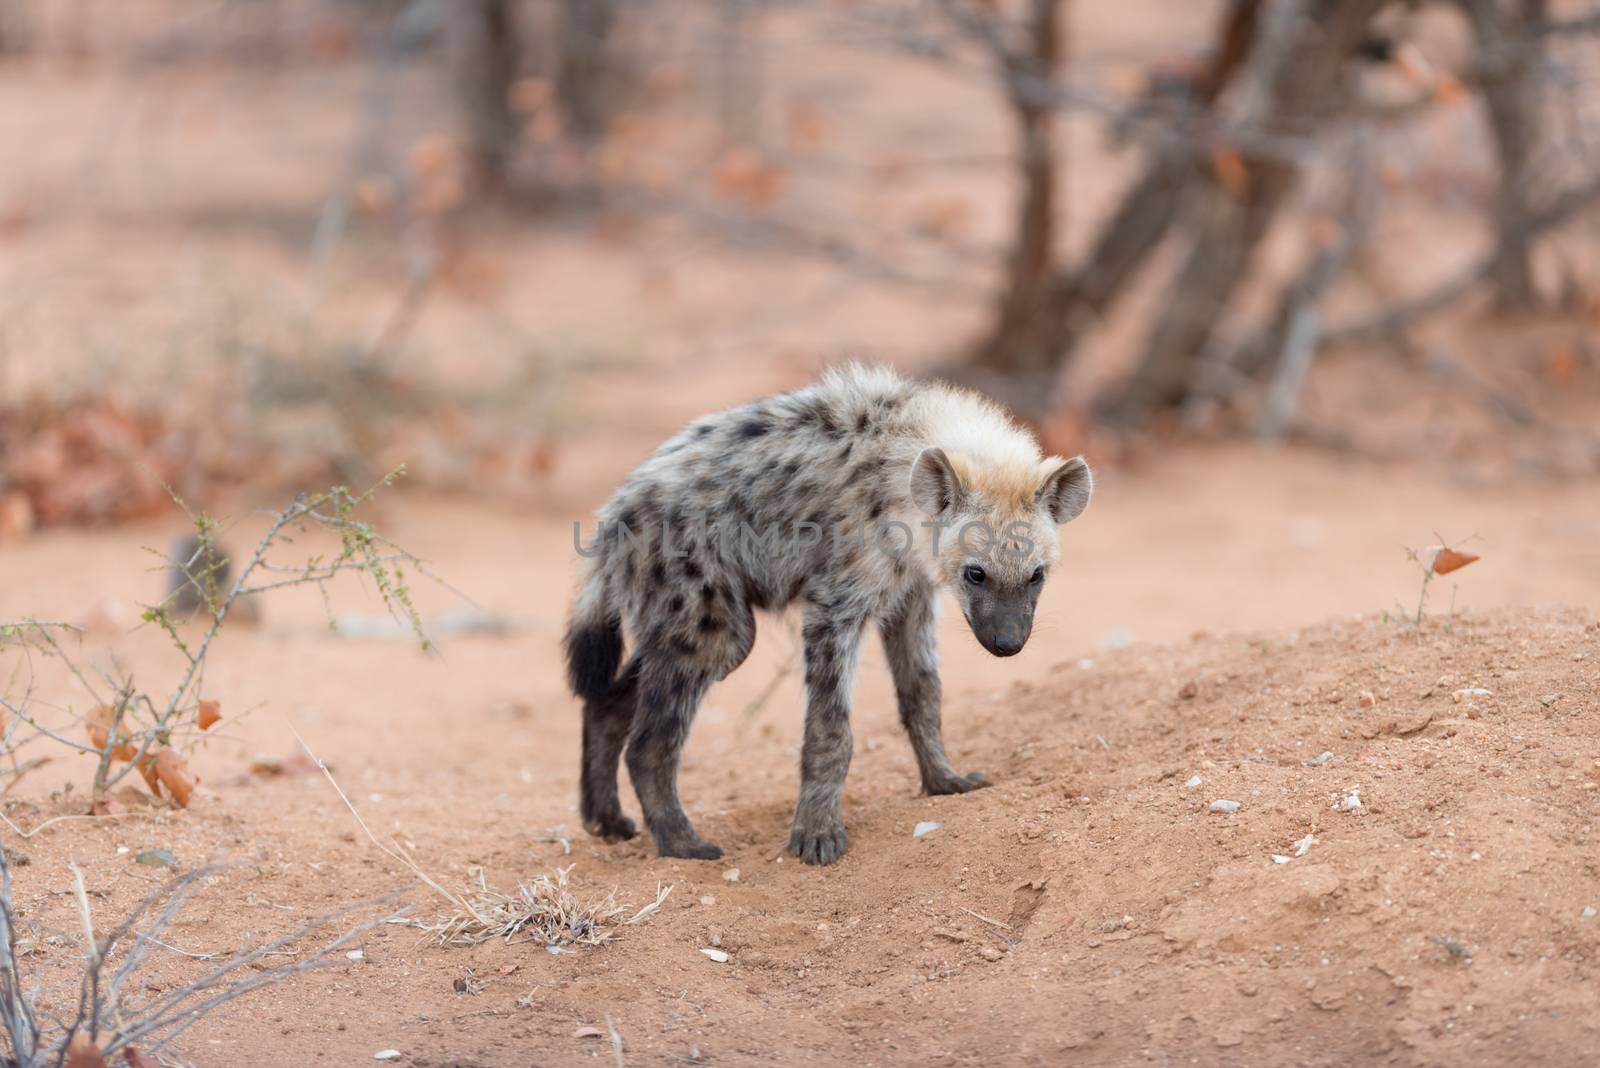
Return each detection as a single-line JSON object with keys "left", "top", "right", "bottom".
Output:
{"left": 880, "top": 582, "right": 990, "bottom": 795}
{"left": 580, "top": 658, "right": 642, "bottom": 841}
{"left": 625, "top": 658, "right": 723, "bottom": 860}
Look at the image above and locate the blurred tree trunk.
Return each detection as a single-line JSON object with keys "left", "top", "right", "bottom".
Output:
{"left": 451, "top": 0, "right": 521, "bottom": 193}
{"left": 556, "top": 0, "right": 620, "bottom": 143}
{"left": 972, "top": 0, "right": 1063, "bottom": 377}
{"left": 1109, "top": 0, "right": 1384, "bottom": 424}
{"left": 969, "top": 0, "right": 1259, "bottom": 381}
{"left": 1462, "top": 0, "right": 1548, "bottom": 312}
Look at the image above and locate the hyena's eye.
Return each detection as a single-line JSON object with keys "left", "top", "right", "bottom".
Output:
{"left": 1029, "top": 566, "right": 1045, "bottom": 585}
{"left": 963, "top": 565, "right": 986, "bottom": 585}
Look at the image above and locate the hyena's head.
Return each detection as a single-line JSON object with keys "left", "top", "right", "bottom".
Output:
{"left": 909, "top": 447, "right": 1092, "bottom": 657}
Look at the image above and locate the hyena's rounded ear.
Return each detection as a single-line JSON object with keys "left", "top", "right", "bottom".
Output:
{"left": 910, "top": 447, "right": 964, "bottom": 518}
{"left": 1036, "top": 456, "right": 1092, "bottom": 525}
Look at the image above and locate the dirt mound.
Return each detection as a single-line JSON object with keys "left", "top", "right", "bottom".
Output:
{"left": 524, "top": 606, "right": 1595, "bottom": 1067}
{"left": 10, "top": 607, "right": 1598, "bottom": 1066}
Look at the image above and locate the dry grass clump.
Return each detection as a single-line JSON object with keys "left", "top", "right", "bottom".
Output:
{"left": 421, "top": 866, "right": 671, "bottom": 948}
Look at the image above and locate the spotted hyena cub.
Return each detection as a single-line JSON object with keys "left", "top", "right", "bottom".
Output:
{"left": 564, "top": 365, "right": 1092, "bottom": 865}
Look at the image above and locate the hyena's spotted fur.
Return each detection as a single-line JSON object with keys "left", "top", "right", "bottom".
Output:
{"left": 565, "top": 365, "right": 1092, "bottom": 865}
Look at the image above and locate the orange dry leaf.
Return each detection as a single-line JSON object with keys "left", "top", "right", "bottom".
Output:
{"left": 1547, "top": 343, "right": 1577, "bottom": 384}
{"left": 137, "top": 754, "right": 162, "bottom": 797}
{"left": 710, "top": 148, "right": 785, "bottom": 209}
{"left": 65, "top": 1035, "right": 107, "bottom": 1068}
{"left": 153, "top": 749, "right": 198, "bottom": 808}
{"left": 86, "top": 705, "right": 136, "bottom": 761}
{"left": 248, "top": 752, "right": 321, "bottom": 779}
{"left": 198, "top": 699, "right": 222, "bottom": 731}
{"left": 124, "top": 1046, "right": 162, "bottom": 1068}
{"left": 1433, "top": 75, "right": 1467, "bottom": 107}
{"left": 1210, "top": 145, "right": 1249, "bottom": 198}
{"left": 1432, "top": 548, "right": 1480, "bottom": 575}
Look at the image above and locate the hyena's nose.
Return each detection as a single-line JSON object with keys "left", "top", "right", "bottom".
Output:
{"left": 991, "top": 632, "right": 1026, "bottom": 657}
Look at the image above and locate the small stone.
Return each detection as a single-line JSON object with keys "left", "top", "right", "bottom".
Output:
{"left": 545, "top": 945, "right": 562, "bottom": 955}
{"left": 913, "top": 821, "right": 941, "bottom": 838}
{"left": 1335, "top": 790, "right": 1362, "bottom": 812}
{"left": 373, "top": 1052, "right": 401, "bottom": 1062}
{"left": 1305, "top": 751, "right": 1334, "bottom": 766}
{"left": 979, "top": 946, "right": 1003, "bottom": 961}
{"left": 346, "top": 949, "right": 365, "bottom": 962}
{"left": 1271, "top": 855, "right": 1291, "bottom": 865}
{"left": 134, "top": 849, "right": 177, "bottom": 869}
{"left": 1357, "top": 690, "right": 1376, "bottom": 708}
{"left": 1582, "top": 906, "right": 1596, "bottom": 920}
{"left": 1209, "top": 799, "right": 1242, "bottom": 814}
{"left": 699, "top": 895, "right": 716, "bottom": 907}
{"left": 1539, "top": 694, "right": 1560, "bottom": 708}
{"left": 1452, "top": 687, "right": 1492, "bottom": 704}
{"left": 700, "top": 948, "right": 730, "bottom": 963}
{"left": 1184, "top": 775, "right": 1203, "bottom": 789}
{"left": 722, "top": 868, "right": 741, "bottom": 883}
{"left": 1178, "top": 681, "right": 1199, "bottom": 700}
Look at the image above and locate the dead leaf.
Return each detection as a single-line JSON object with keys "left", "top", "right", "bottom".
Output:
{"left": 407, "top": 134, "right": 455, "bottom": 181}
{"left": 1210, "top": 145, "right": 1249, "bottom": 198}
{"left": 198, "top": 699, "right": 222, "bottom": 731}
{"left": 123, "top": 1048, "right": 161, "bottom": 1068}
{"left": 137, "top": 755, "right": 162, "bottom": 798}
{"left": 1547, "top": 343, "right": 1577, "bottom": 384}
{"left": 787, "top": 103, "right": 827, "bottom": 152}
{"left": 1307, "top": 215, "right": 1342, "bottom": 251}
{"left": 153, "top": 749, "right": 198, "bottom": 808}
{"left": 86, "top": 705, "right": 136, "bottom": 761}
{"left": 711, "top": 148, "right": 784, "bottom": 209}
{"left": 249, "top": 752, "right": 321, "bottom": 778}
{"left": 65, "top": 1035, "right": 107, "bottom": 1068}
{"left": 1433, "top": 75, "right": 1468, "bottom": 107}
{"left": 1431, "top": 548, "right": 1480, "bottom": 576}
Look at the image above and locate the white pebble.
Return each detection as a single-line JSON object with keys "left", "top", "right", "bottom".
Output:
{"left": 913, "top": 821, "right": 941, "bottom": 838}
{"left": 699, "top": 895, "right": 716, "bottom": 907}
{"left": 1334, "top": 790, "right": 1362, "bottom": 812}
{"left": 1305, "top": 751, "right": 1334, "bottom": 766}
{"left": 1209, "top": 800, "right": 1242, "bottom": 814}
{"left": 700, "top": 948, "right": 730, "bottom": 963}
{"left": 722, "top": 868, "right": 741, "bottom": 883}
{"left": 346, "top": 949, "right": 364, "bottom": 962}
{"left": 1270, "top": 855, "right": 1291, "bottom": 865}
{"left": 374, "top": 1052, "right": 401, "bottom": 1062}
{"left": 1293, "top": 834, "right": 1315, "bottom": 857}
{"left": 1184, "top": 775, "right": 1203, "bottom": 789}
{"left": 1582, "top": 906, "right": 1597, "bottom": 920}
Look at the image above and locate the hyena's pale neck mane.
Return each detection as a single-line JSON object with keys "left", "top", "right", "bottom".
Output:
{"left": 903, "top": 380, "right": 1048, "bottom": 515}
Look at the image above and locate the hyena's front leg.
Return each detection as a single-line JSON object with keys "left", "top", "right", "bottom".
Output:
{"left": 880, "top": 582, "right": 990, "bottom": 795}
{"left": 789, "top": 607, "right": 867, "bottom": 865}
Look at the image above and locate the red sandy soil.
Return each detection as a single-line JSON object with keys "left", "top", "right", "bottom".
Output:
{"left": 2, "top": 454, "right": 1599, "bottom": 1066}
{"left": 2, "top": 3, "right": 1600, "bottom": 1064}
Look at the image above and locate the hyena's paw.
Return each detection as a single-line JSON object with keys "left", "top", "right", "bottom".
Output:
{"left": 582, "top": 813, "right": 639, "bottom": 842}
{"left": 788, "top": 820, "right": 848, "bottom": 866}
{"left": 654, "top": 834, "right": 725, "bottom": 861}
{"left": 924, "top": 770, "right": 991, "bottom": 795}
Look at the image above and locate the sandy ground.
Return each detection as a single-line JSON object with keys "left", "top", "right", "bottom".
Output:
{"left": 2, "top": 446, "right": 1599, "bottom": 1066}
{"left": 2, "top": 4, "right": 1600, "bottom": 1064}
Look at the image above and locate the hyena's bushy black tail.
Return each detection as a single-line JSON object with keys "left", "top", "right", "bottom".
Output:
{"left": 564, "top": 574, "right": 623, "bottom": 704}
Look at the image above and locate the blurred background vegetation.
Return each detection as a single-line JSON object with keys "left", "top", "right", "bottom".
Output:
{"left": 2, "top": 0, "right": 1599, "bottom": 536}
